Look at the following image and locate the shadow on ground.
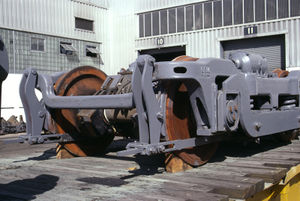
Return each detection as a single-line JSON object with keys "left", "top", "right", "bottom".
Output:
{"left": 209, "top": 136, "right": 292, "bottom": 163}
{"left": 77, "top": 138, "right": 165, "bottom": 187}
{"left": 0, "top": 174, "right": 59, "bottom": 200}
{"left": 13, "top": 148, "right": 56, "bottom": 163}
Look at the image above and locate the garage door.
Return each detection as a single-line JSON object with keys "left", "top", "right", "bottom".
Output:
{"left": 139, "top": 46, "right": 186, "bottom": 62}
{"left": 222, "top": 35, "right": 285, "bottom": 71}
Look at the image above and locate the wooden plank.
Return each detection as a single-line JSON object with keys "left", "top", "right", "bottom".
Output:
{"left": 252, "top": 154, "right": 300, "bottom": 163}
{"left": 270, "top": 147, "right": 300, "bottom": 153}
{"left": 253, "top": 152, "right": 300, "bottom": 160}
{"left": 217, "top": 161, "right": 287, "bottom": 173}
{"left": 0, "top": 135, "right": 299, "bottom": 201}
{"left": 0, "top": 189, "right": 30, "bottom": 201}
{"left": 36, "top": 159, "right": 137, "bottom": 173}
{"left": 224, "top": 157, "right": 299, "bottom": 169}
{"left": 159, "top": 172, "right": 264, "bottom": 199}
{"left": 159, "top": 181, "right": 213, "bottom": 192}
{"left": 0, "top": 176, "right": 59, "bottom": 201}
{"left": 201, "top": 163, "right": 286, "bottom": 184}
{"left": 158, "top": 188, "right": 229, "bottom": 201}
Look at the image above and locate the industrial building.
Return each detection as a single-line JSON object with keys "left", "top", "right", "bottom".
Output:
{"left": 0, "top": 0, "right": 107, "bottom": 74}
{"left": 135, "top": 0, "right": 300, "bottom": 72}
{"left": 1, "top": 0, "right": 300, "bottom": 74}
{"left": 1, "top": 0, "right": 300, "bottom": 118}
{"left": 0, "top": 0, "right": 111, "bottom": 118}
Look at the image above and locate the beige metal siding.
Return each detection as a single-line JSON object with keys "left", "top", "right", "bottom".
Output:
{"left": 0, "top": 0, "right": 107, "bottom": 43}
{"left": 102, "top": 0, "right": 138, "bottom": 75}
{"left": 135, "top": 0, "right": 208, "bottom": 13}
{"left": 135, "top": 18, "right": 300, "bottom": 70}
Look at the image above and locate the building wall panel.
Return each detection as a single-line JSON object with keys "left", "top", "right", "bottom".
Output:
{"left": 0, "top": 0, "right": 107, "bottom": 43}
{"left": 101, "top": 0, "right": 138, "bottom": 75}
{"left": 136, "top": 0, "right": 207, "bottom": 13}
{"left": 135, "top": 18, "right": 300, "bottom": 69}
{"left": 0, "top": 28, "right": 102, "bottom": 74}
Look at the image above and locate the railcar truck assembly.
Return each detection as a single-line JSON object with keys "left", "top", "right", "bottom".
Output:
{"left": 14, "top": 51, "right": 300, "bottom": 162}
{"left": 1, "top": 33, "right": 300, "bottom": 199}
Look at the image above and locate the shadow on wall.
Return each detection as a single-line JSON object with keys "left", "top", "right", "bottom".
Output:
{"left": 0, "top": 174, "right": 59, "bottom": 200}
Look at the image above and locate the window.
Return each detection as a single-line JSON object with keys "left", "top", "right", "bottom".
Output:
{"left": 86, "top": 45, "right": 103, "bottom": 64}
{"left": 204, "top": 2, "right": 212, "bottom": 28}
{"left": 145, "top": 13, "right": 151, "bottom": 37}
{"left": 255, "top": 0, "right": 265, "bottom": 22}
{"left": 60, "top": 42, "right": 77, "bottom": 55}
{"left": 75, "top": 17, "right": 93, "bottom": 31}
{"left": 86, "top": 45, "right": 98, "bottom": 57}
{"left": 139, "top": 14, "right": 144, "bottom": 37}
{"left": 177, "top": 7, "right": 184, "bottom": 32}
{"left": 223, "top": 0, "right": 233, "bottom": 26}
{"left": 137, "top": 0, "right": 290, "bottom": 37}
{"left": 185, "top": 6, "right": 194, "bottom": 31}
{"left": 234, "top": 0, "right": 243, "bottom": 24}
{"left": 291, "top": 0, "right": 300, "bottom": 17}
{"left": 31, "top": 38, "right": 44, "bottom": 51}
{"left": 152, "top": 11, "right": 159, "bottom": 36}
{"left": 195, "top": 3, "right": 203, "bottom": 29}
{"left": 213, "top": 1, "right": 222, "bottom": 27}
{"left": 160, "top": 10, "right": 168, "bottom": 34}
{"left": 278, "top": 0, "right": 288, "bottom": 18}
{"left": 244, "top": 0, "right": 254, "bottom": 23}
{"left": 169, "top": 9, "right": 176, "bottom": 33}
{"left": 267, "top": 0, "right": 276, "bottom": 20}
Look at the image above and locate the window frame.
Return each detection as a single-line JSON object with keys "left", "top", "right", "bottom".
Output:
{"left": 60, "top": 41, "right": 75, "bottom": 55}
{"left": 75, "top": 17, "right": 94, "bottom": 32}
{"left": 86, "top": 45, "right": 98, "bottom": 58}
{"left": 30, "top": 37, "right": 45, "bottom": 52}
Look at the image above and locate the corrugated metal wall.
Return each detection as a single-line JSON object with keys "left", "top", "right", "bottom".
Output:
{"left": 135, "top": 0, "right": 207, "bottom": 13}
{"left": 222, "top": 35, "right": 285, "bottom": 71}
{"left": 0, "top": 29, "right": 102, "bottom": 74}
{"left": 0, "top": 0, "right": 116, "bottom": 73}
{"left": 1, "top": 0, "right": 300, "bottom": 74}
{"left": 0, "top": 0, "right": 107, "bottom": 43}
{"left": 102, "top": 0, "right": 138, "bottom": 75}
{"left": 135, "top": 18, "right": 300, "bottom": 69}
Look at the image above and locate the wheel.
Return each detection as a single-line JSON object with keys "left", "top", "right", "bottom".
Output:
{"left": 164, "top": 56, "right": 218, "bottom": 167}
{"left": 52, "top": 66, "right": 114, "bottom": 157}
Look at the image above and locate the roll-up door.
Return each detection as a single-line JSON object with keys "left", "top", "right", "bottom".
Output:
{"left": 139, "top": 46, "right": 186, "bottom": 62}
{"left": 222, "top": 35, "right": 285, "bottom": 71}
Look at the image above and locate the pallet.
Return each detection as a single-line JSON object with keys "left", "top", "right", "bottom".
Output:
{"left": 0, "top": 135, "right": 299, "bottom": 200}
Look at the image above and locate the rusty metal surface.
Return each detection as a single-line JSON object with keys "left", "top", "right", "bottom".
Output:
{"left": 52, "top": 66, "right": 114, "bottom": 157}
{"left": 165, "top": 56, "right": 218, "bottom": 167}
{"left": 272, "top": 68, "right": 289, "bottom": 78}
{"left": 165, "top": 82, "right": 219, "bottom": 167}
{"left": 0, "top": 115, "right": 26, "bottom": 134}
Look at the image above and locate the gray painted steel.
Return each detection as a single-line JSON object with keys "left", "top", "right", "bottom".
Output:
{"left": 14, "top": 51, "right": 300, "bottom": 156}
{"left": 222, "top": 35, "right": 285, "bottom": 71}
{"left": 0, "top": 36, "right": 9, "bottom": 81}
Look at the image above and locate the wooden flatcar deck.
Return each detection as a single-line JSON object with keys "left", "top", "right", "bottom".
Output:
{"left": 0, "top": 134, "right": 300, "bottom": 201}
